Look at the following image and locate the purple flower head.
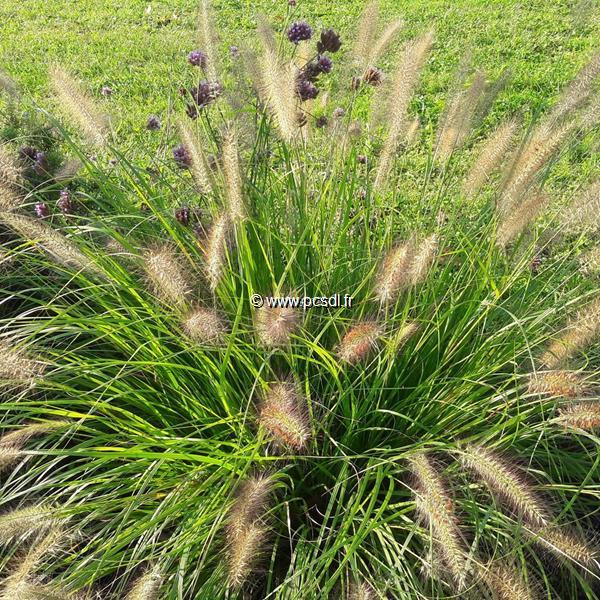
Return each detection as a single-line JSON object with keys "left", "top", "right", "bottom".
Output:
{"left": 357, "top": 154, "right": 368, "bottom": 164}
{"left": 288, "top": 0, "right": 297, "bottom": 6}
{"left": 316, "top": 55, "right": 333, "bottom": 74}
{"left": 108, "top": 158, "right": 118, "bottom": 167}
{"left": 175, "top": 206, "right": 191, "bottom": 225}
{"left": 146, "top": 115, "right": 161, "bottom": 131}
{"left": 303, "top": 62, "right": 322, "bottom": 82}
{"left": 287, "top": 21, "right": 312, "bottom": 44}
{"left": 57, "top": 189, "right": 73, "bottom": 214}
{"left": 18, "top": 146, "right": 38, "bottom": 162}
{"left": 34, "top": 202, "right": 50, "bottom": 218}
{"left": 101, "top": 86, "right": 113, "bottom": 96}
{"left": 317, "top": 29, "right": 342, "bottom": 53}
{"left": 173, "top": 144, "right": 191, "bottom": 169}
{"left": 332, "top": 107, "right": 346, "bottom": 118}
{"left": 188, "top": 50, "right": 208, "bottom": 68}
{"left": 229, "top": 45, "right": 239, "bottom": 58}
{"left": 363, "top": 67, "right": 383, "bottom": 86}
{"left": 33, "top": 152, "right": 49, "bottom": 176}
{"left": 315, "top": 115, "right": 328, "bottom": 128}
{"left": 185, "top": 81, "right": 222, "bottom": 118}
{"left": 296, "top": 77, "right": 319, "bottom": 101}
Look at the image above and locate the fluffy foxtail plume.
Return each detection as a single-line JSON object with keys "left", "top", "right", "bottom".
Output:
{"left": 257, "top": 21, "right": 298, "bottom": 143}
{"left": 0, "top": 211, "right": 101, "bottom": 274}
{"left": 548, "top": 51, "right": 600, "bottom": 123}
{"left": 498, "top": 122, "right": 573, "bottom": 216}
{"left": 373, "top": 30, "right": 434, "bottom": 190}
{"left": 226, "top": 522, "right": 267, "bottom": 588}
{"left": 353, "top": 0, "right": 380, "bottom": 72}
{"left": 0, "top": 144, "right": 23, "bottom": 211}
{"left": 408, "top": 452, "right": 468, "bottom": 588}
{"left": 460, "top": 445, "right": 551, "bottom": 526}
{"left": 556, "top": 401, "right": 600, "bottom": 431}
{"left": 0, "top": 420, "right": 69, "bottom": 471}
{"left": 391, "top": 321, "right": 419, "bottom": 354}
{"left": 182, "top": 307, "right": 227, "bottom": 345}
{"left": 463, "top": 118, "right": 519, "bottom": 198}
{"left": 409, "top": 234, "right": 438, "bottom": 285}
{"left": 436, "top": 69, "right": 487, "bottom": 162}
{"left": 348, "top": 581, "right": 377, "bottom": 600}
{"left": 0, "top": 338, "right": 45, "bottom": 383}
{"left": 203, "top": 213, "right": 230, "bottom": 291}
{"left": 222, "top": 129, "right": 245, "bottom": 221}
{"left": 528, "top": 370, "right": 587, "bottom": 399}
{"left": 49, "top": 65, "right": 110, "bottom": 147}
{"left": 540, "top": 295, "right": 600, "bottom": 368}
{"left": 177, "top": 119, "right": 214, "bottom": 195}
{"left": 534, "top": 526, "right": 598, "bottom": 569}
{"left": 0, "top": 505, "right": 59, "bottom": 541}
{"left": 256, "top": 305, "right": 299, "bottom": 347}
{"left": 496, "top": 190, "right": 550, "bottom": 247}
{"left": 126, "top": 569, "right": 162, "bottom": 600}
{"left": 581, "top": 245, "right": 600, "bottom": 276}
{"left": 375, "top": 241, "right": 415, "bottom": 304}
{"left": 228, "top": 474, "right": 273, "bottom": 534}
{"left": 560, "top": 179, "right": 600, "bottom": 233}
{"left": 197, "top": 0, "right": 219, "bottom": 81}
{"left": 481, "top": 562, "right": 538, "bottom": 600}
{"left": 337, "top": 322, "right": 382, "bottom": 365}
{"left": 405, "top": 116, "right": 420, "bottom": 147}
{"left": 259, "top": 381, "right": 311, "bottom": 450}
{"left": 143, "top": 245, "right": 192, "bottom": 307}
{"left": 367, "top": 19, "right": 404, "bottom": 70}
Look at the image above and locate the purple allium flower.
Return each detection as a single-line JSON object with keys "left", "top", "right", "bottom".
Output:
{"left": 288, "top": 0, "right": 297, "bottom": 6}
{"left": 108, "top": 158, "right": 118, "bottom": 167}
{"left": 229, "top": 45, "right": 239, "bottom": 58}
{"left": 287, "top": 21, "right": 312, "bottom": 44}
{"left": 18, "top": 146, "right": 38, "bottom": 162}
{"left": 296, "top": 77, "right": 319, "bottom": 101}
{"left": 332, "top": 107, "right": 346, "bottom": 118}
{"left": 357, "top": 154, "right": 368, "bottom": 164}
{"left": 317, "top": 29, "right": 342, "bottom": 53}
{"left": 146, "top": 115, "right": 161, "bottom": 131}
{"left": 34, "top": 202, "right": 50, "bottom": 218}
{"left": 33, "top": 152, "right": 49, "bottom": 176}
{"left": 316, "top": 55, "right": 333, "bottom": 73}
{"left": 315, "top": 115, "right": 328, "bottom": 128}
{"left": 101, "top": 86, "right": 113, "bottom": 96}
{"left": 175, "top": 206, "right": 191, "bottom": 225}
{"left": 57, "top": 189, "right": 73, "bottom": 214}
{"left": 173, "top": 144, "right": 191, "bottom": 169}
{"left": 187, "top": 49, "right": 208, "bottom": 68}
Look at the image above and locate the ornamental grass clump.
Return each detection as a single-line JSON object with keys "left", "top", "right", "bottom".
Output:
{"left": 0, "top": 2, "right": 599, "bottom": 599}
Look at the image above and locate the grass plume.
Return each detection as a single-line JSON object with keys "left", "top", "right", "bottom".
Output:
{"left": 556, "top": 401, "right": 600, "bottom": 431}
{"left": 338, "top": 322, "right": 382, "bottom": 365}
{"left": 527, "top": 370, "right": 587, "bottom": 398}
{"left": 182, "top": 307, "right": 227, "bottom": 345}
{"left": 375, "top": 241, "right": 415, "bottom": 304}
{"left": 496, "top": 190, "right": 550, "bottom": 247}
{"left": 197, "top": 0, "right": 219, "bottom": 81}
{"left": 560, "top": 179, "right": 600, "bottom": 233}
{"left": 0, "top": 505, "right": 59, "bottom": 541}
{"left": 49, "top": 65, "right": 110, "bottom": 147}
{"left": 463, "top": 118, "right": 519, "bottom": 198}
{"left": 125, "top": 569, "right": 162, "bottom": 600}
{"left": 202, "top": 213, "right": 230, "bottom": 291}
{"left": 409, "top": 234, "right": 438, "bottom": 285}
{"left": 143, "top": 245, "right": 192, "bottom": 307}
{"left": 177, "top": 119, "right": 214, "bottom": 195}
{"left": 534, "top": 526, "right": 598, "bottom": 569}
{"left": 0, "top": 338, "right": 45, "bottom": 383}
{"left": 408, "top": 452, "right": 468, "bottom": 588}
{"left": 255, "top": 305, "right": 299, "bottom": 347}
{"left": 353, "top": 1, "right": 380, "bottom": 72}
{"left": 373, "top": 30, "right": 434, "bottom": 190}
{"left": 222, "top": 129, "right": 245, "bottom": 221}
{"left": 481, "top": 562, "right": 538, "bottom": 600}
{"left": 460, "top": 445, "right": 551, "bottom": 526}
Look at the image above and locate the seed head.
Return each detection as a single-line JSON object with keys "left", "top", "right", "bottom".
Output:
{"left": 0, "top": 211, "right": 101, "bottom": 274}
{"left": 228, "top": 474, "right": 273, "bottom": 535}
{"left": 375, "top": 241, "right": 415, "bottom": 304}
{"left": 409, "top": 234, "right": 438, "bottom": 285}
{"left": 143, "top": 245, "right": 192, "bottom": 307}
{"left": 460, "top": 444, "right": 551, "bottom": 527}
{"left": 226, "top": 522, "right": 268, "bottom": 588}
{"left": 256, "top": 306, "right": 299, "bottom": 347}
{"left": 556, "top": 401, "right": 600, "bottom": 431}
{"left": 182, "top": 307, "right": 227, "bottom": 345}
{"left": 173, "top": 144, "right": 192, "bottom": 169}
{"left": 49, "top": 65, "right": 110, "bottom": 147}
{"left": 337, "top": 322, "right": 381, "bottom": 365}
{"left": 580, "top": 246, "right": 600, "bottom": 276}
{"left": 126, "top": 569, "right": 162, "bottom": 600}
{"left": 534, "top": 526, "right": 598, "bottom": 568}
{"left": 0, "top": 505, "right": 59, "bottom": 542}
{"left": 222, "top": 129, "right": 245, "bottom": 221}
{"left": 481, "top": 562, "right": 538, "bottom": 600}
{"left": 296, "top": 77, "right": 319, "bottom": 101}
{"left": 259, "top": 381, "right": 311, "bottom": 450}
{"left": 347, "top": 581, "right": 377, "bottom": 600}
{"left": 57, "top": 189, "right": 73, "bottom": 214}
{"left": 54, "top": 157, "right": 82, "bottom": 181}
{"left": 177, "top": 119, "right": 213, "bottom": 195}
{"left": 203, "top": 213, "right": 230, "bottom": 291}
{"left": 528, "top": 370, "right": 587, "bottom": 398}
{"left": 408, "top": 452, "right": 468, "bottom": 588}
